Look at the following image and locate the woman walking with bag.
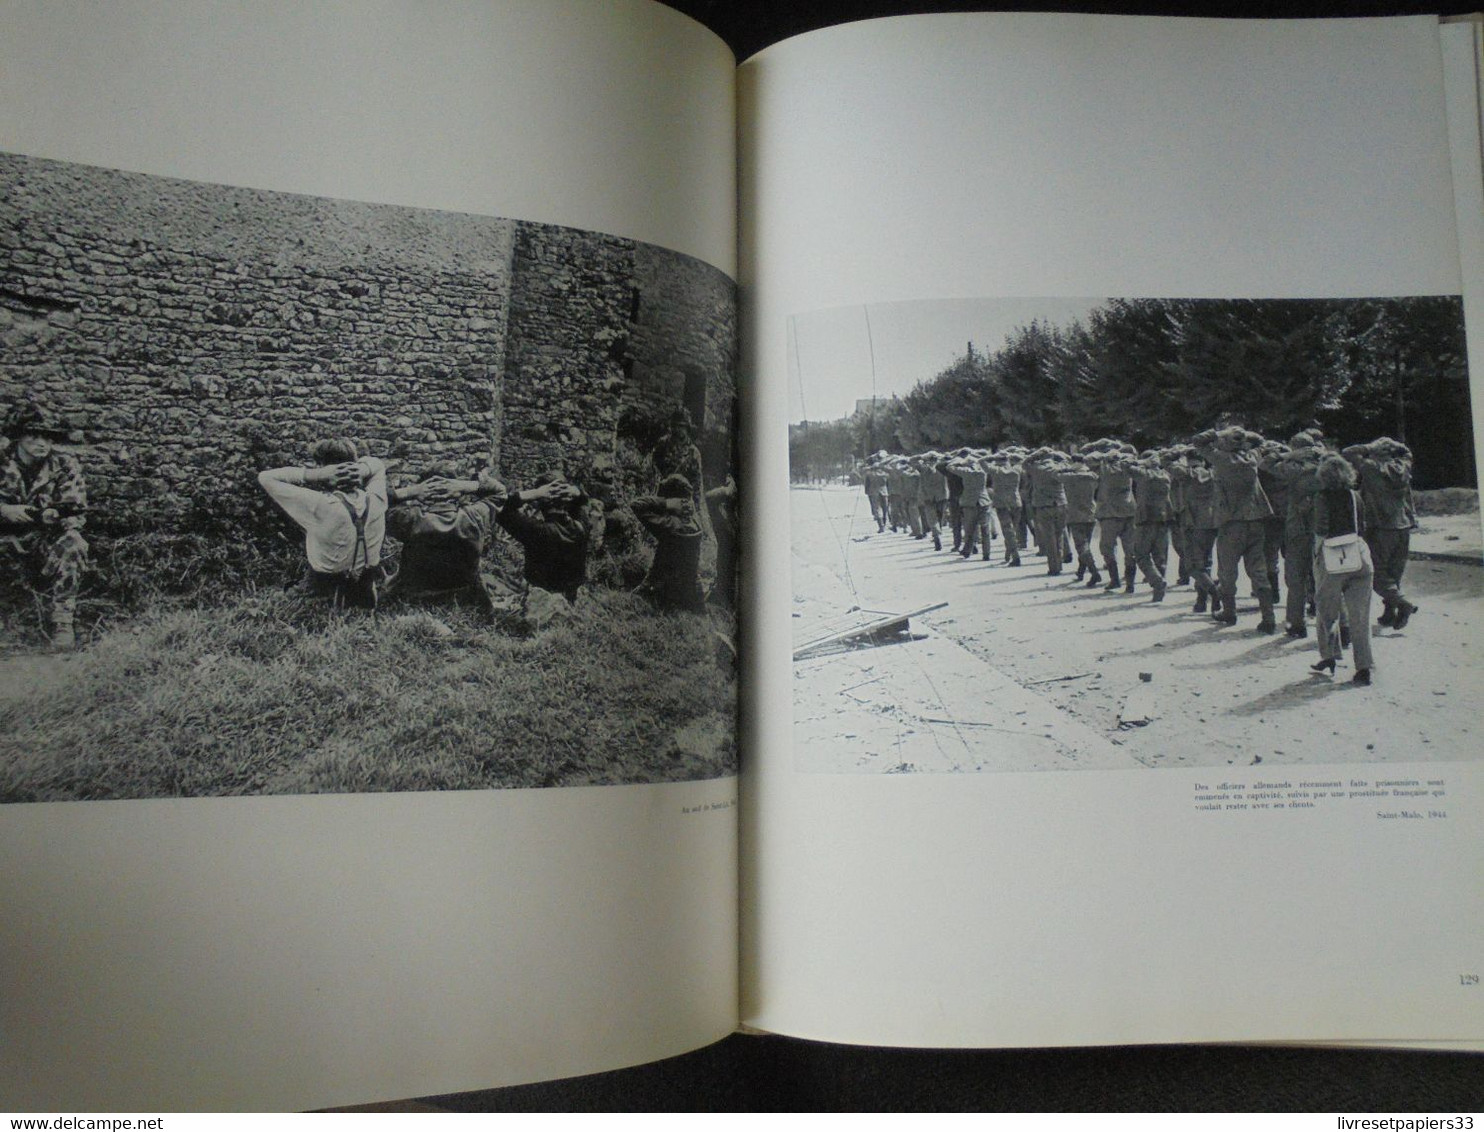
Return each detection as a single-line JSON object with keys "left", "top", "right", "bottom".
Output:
{"left": 1309, "top": 455, "right": 1375, "bottom": 686}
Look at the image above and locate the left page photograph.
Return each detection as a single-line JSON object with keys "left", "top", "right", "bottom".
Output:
{"left": 0, "top": 0, "right": 738, "bottom": 1110}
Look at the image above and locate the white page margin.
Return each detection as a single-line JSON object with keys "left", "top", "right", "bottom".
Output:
{"left": 740, "top": 12, "right": 1484, "bottom": 1047}
{"left": 0, "top": 0, "right": 739, "bottom": 1109}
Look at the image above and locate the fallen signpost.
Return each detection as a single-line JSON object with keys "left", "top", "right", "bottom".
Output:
{"left": 792, "top": 602, "right": 949, "bottom": 661}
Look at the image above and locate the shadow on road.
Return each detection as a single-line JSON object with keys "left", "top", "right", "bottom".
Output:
{"left": 1178, "top": 636, "right": 1303, "bottom": 670}
{"left": 1224, "top": 672, "right": 1362, "bottom": 716}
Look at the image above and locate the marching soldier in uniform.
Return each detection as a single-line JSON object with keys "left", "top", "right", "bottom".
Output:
{"left": 1193, "top": 426, "right": 1276, "bottom": 632}
{"left": 863, "top": 453, "right": 891, "bottom": 533}
{"left": 1130, "top": 451, "right": 1174, "bottom": 601}
{"left": 988, "top": 451, "right": 1024, "bottom": 567}
{"left": 886, "top": 457, "right": 907, "bottom": 532}
{"left": 1025, "top": 447, "right": 1070, "bottom": 576}
{"left": 1086, "top": 439, "right": 1138, "bottom": 592}
{"left": 1343, "top": 437, "right": 1419, "bottom": 630}
{"left": 950, "top": 450, "right": 994, "bottom": 561}
{"left": 1169, "top": 447, "right": 1219, "bottom": 612}
{"left": 1057, "top": 453, "right": 1101, "bottom": 585}
{"left": 1256, "top": 438, "right": 1291, "bottom": 608}
{"left": 914, "top": 452, "right": 949, "bottom": 551}
{"left": 0, "top": 407, "right": 89, "bottom": 648}
{"left": 937, "top": 449, "right": 967, "bottom": 552}
{"left": 1168, "top": 448, "right": 1191, "bottom": 587}
{"left": 1264, "top": 432, "right": 1326, "bottom": 637}
{"left": 897, "top": 456, "right": 924, "bottom": 539}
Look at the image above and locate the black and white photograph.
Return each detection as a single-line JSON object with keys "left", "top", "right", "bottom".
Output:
{"left": 788, "top": 295, "right": 1482, "bottom": 773}
{"left": 0, "top": 151, "right": 739, "bottom": 801}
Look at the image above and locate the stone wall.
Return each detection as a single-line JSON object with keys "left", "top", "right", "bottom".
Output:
{"left": 629, "top": 241, "right": 738, "bottom": 462}
{"left": 0, "top": 152, "right": 738, "bottom": 570}
{"left": 0, "top": 152, "right": 516, "bottom": 529}
{"left": 499, "top": 223, "right": 634, "bottom": 478}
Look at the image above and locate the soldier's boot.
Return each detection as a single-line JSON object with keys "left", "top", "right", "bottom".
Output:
{"left": 1008, "top": 555, "right": 1022, "bottom": 567}
{"left": 1075, "top": 562, "right": 1086, "bottom": 581}
{"left": 1102, "top": 563, "right": 1120, "bottom": 591}
{"left": 1123, "top": 571, "right": 1135, "bottom": 594}
{"left": 1255, "top": 594, "right": 1277, "bottom": 634}
{"left": 1392, "top": 600, "right": 1418, "bottom": 631}
{"left": 1213, "top": 592, "right": 1238, "bottom": 625}
{"left": 1377, "top": 602, "right": 1397, "bottom": 628}
{"left": 932, "top": 532, "right": 942, "bottom": 551}
{"left": 1285, "top": 618, "right": 1307, "bottom": 638}
{"left": 1193, "top": 587, "right": 1208, "bottom": 613}
{"left": 1150, "top": 578, "right": 1167, "bottom": 603}
{"left": 1339, "top": 622, "right": 1352, "bottom": 648}
{"left": 1085, "top": 566, "right": 1102, "bottom": 588}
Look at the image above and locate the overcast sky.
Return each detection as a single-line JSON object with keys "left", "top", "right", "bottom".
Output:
{"left": 787, "top": 296, "right": 1107, "bottom": 424}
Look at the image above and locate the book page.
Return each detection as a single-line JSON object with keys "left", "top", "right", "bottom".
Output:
{"left": 0, "top": 0, "right": 738, "bottom": 1110}
{"left": 740, "top": 13, "right": 1484, "bottom": 1046}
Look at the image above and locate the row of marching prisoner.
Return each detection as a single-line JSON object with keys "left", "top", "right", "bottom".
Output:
{"left": 861, "top": 427, "right": 1421, "bottom": 688}
{"left": 0, "top": 404, "right": 737, "bottom": 649}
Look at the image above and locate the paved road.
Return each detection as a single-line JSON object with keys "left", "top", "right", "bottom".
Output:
{"left": 791, "top": 485, "right": 1484, "bottom": 773}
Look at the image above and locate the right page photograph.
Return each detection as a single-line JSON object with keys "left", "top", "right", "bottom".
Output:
{"left": 786, "top": 293, "right": 1477, "bottom": 774}
{"left": 740, "top": 12, "right": 1484, "bottom": 1047}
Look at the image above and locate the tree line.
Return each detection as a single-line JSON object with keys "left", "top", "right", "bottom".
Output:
{"left": 790, "top": 297, "right": 1473, "bottom": 489}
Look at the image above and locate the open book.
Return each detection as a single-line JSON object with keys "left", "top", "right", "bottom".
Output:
{"left": 2, "top": 0, "right": 1481, "bottom": 1110}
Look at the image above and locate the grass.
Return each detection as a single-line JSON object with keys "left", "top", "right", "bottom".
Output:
{"left": 0, "top": 589, "right": 736, "bottom": 802}
{"left": 1414, "top": 487, "right": 1479, "bottom": 517}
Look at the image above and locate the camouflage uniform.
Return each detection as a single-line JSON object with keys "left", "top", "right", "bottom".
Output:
{"left": 0, "top": 447, "right": 88, "bottom": 644}
{"left": 653, "top": 430, "right": 716, "bottom": 590}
